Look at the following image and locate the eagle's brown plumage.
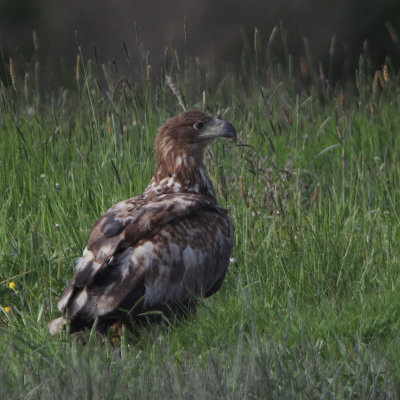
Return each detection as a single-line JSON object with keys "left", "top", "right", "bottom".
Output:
{"left": 49, "top": 110, "right": 236, "bottom": 335}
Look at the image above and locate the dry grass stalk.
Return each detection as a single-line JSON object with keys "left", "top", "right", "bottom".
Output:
{"left": 0, "top": 269, "right": 34, "bottom": 285}
{"left": 147, "top": 64, "right": 152, "bottom": 79}
{"left": 165, "top": 75, "right": 186, "bottom": 111}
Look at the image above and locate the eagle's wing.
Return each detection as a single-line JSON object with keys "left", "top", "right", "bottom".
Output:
{"left": 55, "top": 193, "right": 233, "bottom": 331}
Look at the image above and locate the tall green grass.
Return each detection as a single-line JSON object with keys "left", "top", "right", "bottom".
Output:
{"left": 1, "top": 26, "right": 400, "bottom": 398}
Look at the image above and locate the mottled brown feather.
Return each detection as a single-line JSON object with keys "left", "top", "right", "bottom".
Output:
{"left": 49, "top": 110, "right": 235, "bottom": 335}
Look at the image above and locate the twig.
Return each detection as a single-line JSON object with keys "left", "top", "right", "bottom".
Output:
{"left": 236, "top": 143, "right": 256, "bottom": 150}
{"left": 0, "top": 269, "right": 34, "bottom": 285}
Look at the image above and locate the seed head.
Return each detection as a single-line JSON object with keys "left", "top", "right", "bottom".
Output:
{"left": 24, "top": 72, "right": 31, "bottom": 101}
{"left": 300, "top": 57, "right": 308, "bottom": 77}
{"left": 340, "top": 89, "right": 345, "bottom": 109}
{"left": 386, "top": 21, "right": 399, "bottom": 44}
{"left": 373, "top": 71, "right": 380, "bottom": 91}
{"left": 107, "top": 114, "right": 112, "bottom": 134}
{"left": 383, "top": 65, "right": 389, "bottom": 82}
{"left": 312, "top": 183, "right": 320, "bottom": 203}
{"left": 76, "top": 55, "right": 81, "bottom": 81}
{"left": 239, "top": 178, "right": 245, "bottom": 199}
{"left": 218, "top": 184, "right": 225, "bottom": 198}
{"left": 318, "top": 62, "right": 325, "bottom": 85}
{"left": 9, "top": 58, "right": 17, "bottom": 88}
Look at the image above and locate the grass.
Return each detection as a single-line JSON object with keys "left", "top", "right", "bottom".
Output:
{"left": 1, "top": 27, "right": 400, "bottom": 398}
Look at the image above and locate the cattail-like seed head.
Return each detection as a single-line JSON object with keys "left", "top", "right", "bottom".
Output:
{"left": 300, "top": 57, "right": 308, "bottom": 77}
{"left": 277, "top": 121, "right": 282, "bottom": 135}
{"left": 355, "top": 71, "right": 360, "bottom": 92}
{"left": 336, "top": 126, "right": 343, "bottom": 140}
{"left": 340, "top": 88, "right": 345, "bottom": 109}
{"left": 383, "top": 65, "right": 389, "bottom": 82}
{"left": 379, "top": 74, "right": 386, "bottom": 88}
{"left": 184, "top": 15, "right": 188, "bottom": 46}
{"left": 239, "top": 178, "right": 245, "bottom": 199}
{"left": 147, "top": 64, "right": 152, "bottom": 79}
{"left": 24, "top": 72, "right": 30, "bottom": 102}
{"left": 218, "top": 184, "right": 225, "bottom": 199}
{"left": 386, "top": 21, "right": 399, "bottom": 44}
{"left": 373, "top": 71, "right": 380, "bottom": 91}
{"left": 369, "top": 102, "right": 376, "bottom": 116}
{"left": 9, "top": 58, "right": 17, "bottom": 88}
{"left": 107, "top": 114, "right": 112, "bottom": 134}
{"left": 76, "top": 55, "right": 81, "bottom": 80}
{"left": 318, "top": 62, "right": 325, "bottom": 85}
{"left": 312, "top": 183, "right": 320, "bottom": 203}
{"left": 32, "top": 30, "right": 38, "bottom": 52}
{"left": 329, "top": 34, "right": 336, "bottom": 58}
{"left": 281, "top": 106, "right": 292, "bottom": 125}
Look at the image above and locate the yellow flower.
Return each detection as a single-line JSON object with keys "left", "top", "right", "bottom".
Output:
{"left": 8, "top": 281, "right": 16, "bottom": 290}
{"left": 4, "top": 306, "right": 11, "bottom": 313}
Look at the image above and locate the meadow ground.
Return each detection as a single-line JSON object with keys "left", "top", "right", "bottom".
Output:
{"left": 1, "top": 34, "right": 400, "bottom": 398}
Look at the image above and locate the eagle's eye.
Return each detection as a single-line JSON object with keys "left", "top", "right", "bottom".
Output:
{"left": 194, "top": 121, "right": 204, "bottom": 130}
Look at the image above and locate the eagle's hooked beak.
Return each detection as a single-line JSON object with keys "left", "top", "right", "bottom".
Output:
{"left": 198, "top": 118, "right": 237, "bottom": 142}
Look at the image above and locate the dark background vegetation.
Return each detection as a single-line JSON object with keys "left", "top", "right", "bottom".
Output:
{"left": 1, "top": 0, "right": 400, "bottom": 84}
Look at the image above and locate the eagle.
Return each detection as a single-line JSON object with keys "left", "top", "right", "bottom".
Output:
{"left": 49, "top": 110, "right": 236, "bottom": 335}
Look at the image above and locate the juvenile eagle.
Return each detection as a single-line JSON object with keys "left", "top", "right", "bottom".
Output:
{"left": 49, "top": 110, "right": 236, "bottom": 334}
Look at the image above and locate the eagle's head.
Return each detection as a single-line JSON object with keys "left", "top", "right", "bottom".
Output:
{"left": 155, "top": 110, "right": 236, "bottom": 174}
